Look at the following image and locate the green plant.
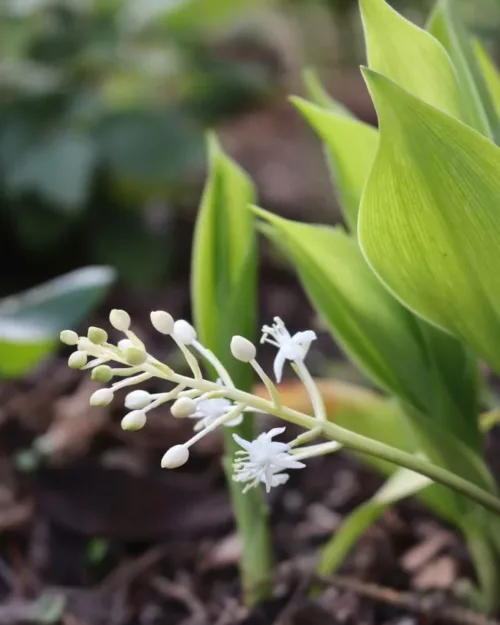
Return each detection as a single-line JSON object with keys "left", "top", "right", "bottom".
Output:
{"left": 61, "top": 0, "right": 500, "bottom": 613}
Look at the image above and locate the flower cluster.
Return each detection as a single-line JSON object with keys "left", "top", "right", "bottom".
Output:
{"left": 61, "top": 311, "right": 340, "bottom": 492}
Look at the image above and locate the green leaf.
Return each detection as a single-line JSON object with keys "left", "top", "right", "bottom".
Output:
{"left": 358, "top": 69, "right": 500, "bottom": 375}
{"left": 0, "top": 266, "right": 115, "bottom": 377}
{"left": 360, "top": 0, "right": 464, "bottom": 121}
{"left": 291, "top": 97, "right": 378, "bottom": 230}
{"left": 427, "top": 0, "right": 497, "bottom": 139}
{"left": 302, "top": 69, "right": 351, "bottom": 115}
{"left": 254, "top": 209, "right": 430, "bottom": 408}
{"left": 473, "top": 39, "right": 500, "bottom": 118}
{"left": 191, "top": 135, "right": 271, "bottom": 605}
{"left": 8, "top": 130, "right": 97, "bottom": 212}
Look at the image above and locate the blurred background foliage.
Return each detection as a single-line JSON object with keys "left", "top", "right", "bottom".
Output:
{"left": 0, "top": 0, "right": 498, "bottom": 296}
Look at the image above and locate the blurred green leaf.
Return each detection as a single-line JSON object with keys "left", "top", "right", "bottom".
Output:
{"left": 427, "top": 0, "right": 497, "bottom": 139}
{"left": 291, "top": 97, "right": 378, "bottom": 230}
{"left": 359, "top": 69, "right": 500, "bottom": 375}
{"left": 7, "top": 130, "right": 97, "bottom": 212}
{"left": 360, "top": 0, "right": 464, "bottom": 121}
{"left": 98, "top": 110, "right": 204, "bottom": 187}
{"left": 0, "top": 266, "right": 115, "bottom": 377}
{"left": 302, "top": 69, "right": 351, "bottom": 115}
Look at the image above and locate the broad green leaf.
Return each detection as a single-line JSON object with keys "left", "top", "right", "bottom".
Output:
{"left": 256, "top": 210, "right": 486, "bottom": 484}
{"left": 192, "top": 134, "right": 256, "bottom": 386}
{"left": 360, "top": 0, "right": 464, "bottom": 121}
{"left": 254, "top": 208, "right": 431, "bottom": 408}
{"left": 291, "top": 97, "right": 378, "bottom": 230}
{"left": 0, "top": 266, "right": 115, "bottom": 377}
{"left": 359, "top": 69, "right": 500, "bottom": 375}
{"left": 191, "top": 136, "right": 270, "bottom": 605}
{"left": 302, "top": 69, "right": 351, "bottom": 115}
{"left": 9, "top": 130, "right": 97, "bottom": 212}
{"left": 427, "top": 0, "right": 496, "bottom": 139}
{"left": 473, "top": 39, "right": 500, "bottom": 117}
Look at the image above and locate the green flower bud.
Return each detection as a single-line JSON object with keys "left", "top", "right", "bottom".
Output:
{"left": 91, "top": 365, "right": 113, "bottom": 383}
{"left": 88, "top": 326, "right": 108, "bottom": 345}
{"left": 125, "top": 346, "right": 148, "bottom": 366}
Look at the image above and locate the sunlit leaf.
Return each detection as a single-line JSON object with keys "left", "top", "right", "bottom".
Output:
{"left": 359, "top": 69, "right": 500, "bottom": 375}
{"left": 0, "top": 266, "right": 115, "bottom": 377}
{"left": 292, "top": 97, "right": 378, "bottom": 230}
{"left": 360, "top": 0, "right": 464, "bottom": 121}
{"left": 427, "top": 0, "right": 496, "bottom": 138}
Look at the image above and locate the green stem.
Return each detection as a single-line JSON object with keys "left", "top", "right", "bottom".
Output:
{"left": 150, "top": 363, "right": 500, "bottom": 517}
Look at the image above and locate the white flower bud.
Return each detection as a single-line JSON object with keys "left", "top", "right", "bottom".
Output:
{"left": 88, "top": 326, "right": 108, "bottom": 345}
{"left": 230, "top": 335, "right": 256, "bottom": 362}
{"left": 125, "top": 346, "right": 148, "bottom": 366}
{"left": 121, "top": 410, "right": 147, "bottom": 431}
{"left": 68, "top": 351, "right": 87, "bottom": 369}
{"left": 90, "top": 388, "right": 114, "bottom": 407}
{"left": 173, "top": 320, "right": 196, "bottom": 345}
{"left": 118, "top": 339, "right": 134, "bottom": 352}
{"left": 60, "top": 330, "right": 78, "bottom": 346}
{"left": 161, "top": 445, "right": 189, "bottom": 469}
{"left": 109, "top": 309, "right": 131, "bottom": 331}
{"left": 171, "top": 397, "right": 196, "bottom": 418}
{"left": 91, "top": 365, "right": 113, "bottom": 383}
{"left": 150, "top": 310, "right": 174, "bottom": 335}
{"left": 78, "top": 337, "right": 94, "bottom": 352}
{"left": 125, "top": 390, "right": 152, "bottom": 410}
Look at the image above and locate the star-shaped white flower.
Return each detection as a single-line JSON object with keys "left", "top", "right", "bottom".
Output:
{"left": 260, "top": 317, "right": 317, "bottom": 383}
{"left": 190, "top": 397, "right": 243, "bottom": 429}
{"left": 232, "top": 427, "right": 305, "bottom": 492}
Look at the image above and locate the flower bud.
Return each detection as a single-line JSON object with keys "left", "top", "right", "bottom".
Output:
{"left": 68, "top": 351, "right": 87, "bottom": 369}
{"left": 91, "top": 365, "right": 113, "bottom": 383}
{"left": 78, "top": 337, "right": 94, "bottom": 352}
{"left": 88, "top": 326, "right": 108, "bottom": 345}
{"left": 171, "top": 397, "right": 196, "bottom": 418}
{"left": 125, "top": 346, "right": 148, "bottom": 366}
{"left": 173, "top": 319, "right": 197, "bottom": 345}
{"left": 90, "top": 388, "right": 114, "bottom": 407}
{"left": 161, "top": 445, "right": 189, "bottom": 469}
{"left": 118, "top": 339, "right": 134, "bottom": 352}
{"left": 109, "top": 309, "right": 131, "bottom": 331}
{"left": 121, "top": 410, "right": 147, "bottom": 431}
{"left": 150, "top": 310, "right": 174, "bottom": 335}
{"left": 230, "top": 335, "right": 256, "bottom": 363}
{"left": 125, "top": 390, "right": 151, "bottom": 410}
{"left": 60, "top": 330, "right": 78, "bottom": 346}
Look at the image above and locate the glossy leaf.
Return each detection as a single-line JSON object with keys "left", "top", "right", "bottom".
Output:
{"left": 292, "top": 97, "right": 378, "bottom": 230}
{"left": 0, "top": 266, "right": 115, "bottom": 377}
{"left": 427, "top": 0, "right": 496, "bottom": 138}
{"left": 360, "top": 0, "right": 464, "bottom": 121}
{"left": 359, "top": 69, "right": 500, "bottom": 375}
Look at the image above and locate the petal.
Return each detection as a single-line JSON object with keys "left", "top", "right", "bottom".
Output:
{"left": 266, "top": 426, "right": 286, "bottom": 439}
{"left": 232, "top": 433, "right": 253, "bottom": 451}
{"left": 225, "top": 413, "right": 244, "bottom": 427}
{"left": 273, "top": 454, "right": 306, "bottom": 470}
{"left": 273, "top": 349, "right": 287, "bottom": 383}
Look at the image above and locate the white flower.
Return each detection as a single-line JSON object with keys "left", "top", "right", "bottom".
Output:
{"left": 261, "top": 317, "right": 317, "bottom": 383}
{"left": 191, "top": 397, "right": 243, "bottom": 429}
{"left": 232, "top": 427, "right": 305, "bottom": 492}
